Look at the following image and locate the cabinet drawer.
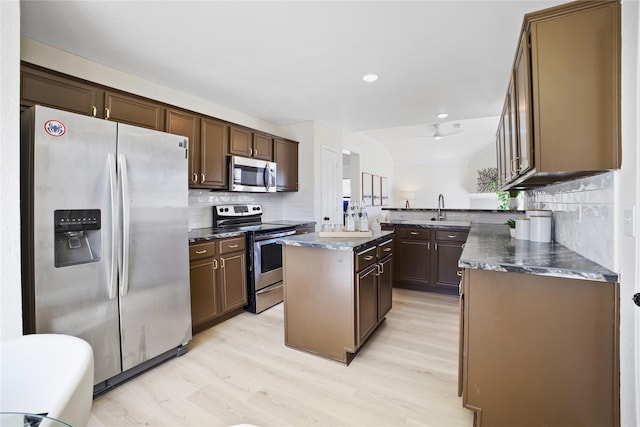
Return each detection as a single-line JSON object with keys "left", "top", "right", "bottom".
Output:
{"left": 398, "top": 228, "right": 430, "bottom": 241}
{"left": 377, "top": 239, "right": 393, "bottom": 258}
{"left": 356, "top": 246, "right": 378, "bottom": 271}
{"left": 189, "top": 242, "right": 216, "bottom": 261}
{"left": 435, "top": 230, "right": 469, "bottom": 242}
{"left": 219, "top": 237, "right": 246, "bottom": 254}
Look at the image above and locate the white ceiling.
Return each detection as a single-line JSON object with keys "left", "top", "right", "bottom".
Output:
{"left": 20, "top": 0, "right": 567, "bottom": 159}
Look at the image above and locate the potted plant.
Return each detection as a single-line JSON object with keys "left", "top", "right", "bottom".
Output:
{"left": 506, "top": 219, "right": 516, "bottom": 238}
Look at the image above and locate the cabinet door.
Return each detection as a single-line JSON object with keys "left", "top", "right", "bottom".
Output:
{"left": 200, "top": 118, "right": 228, "bottom": 188}
{"left": 189, "top": 257, "right": 219, "bottom": 327}
{"left": 253, "top": 133, "right": 273, "bottom": 161}
{"left": 514, "top": 32, "right": 533, "bottom": 177}
{"left": 507, "top": 77, "right": 519, "bottom": 180}
{"left": 377, "top": 256, "right": 393, "bottom": 321}
{"left": 356, "top": 264, "right": 378, "bottom": 347}
{"left": 434, "top": 241, "right": 464, "bottom": 291}
{"left": 104, "top": 91, "right": 165, "bottom": 130}
{"left": 219, "top": 251, "right": 247, "bottom": 314}
{"left": 229, "top": 126, "right": 252, "bottom": 157}
{"left": 166, "top": 108, "right": 200, "bottom": 186}
{"left": 21, "top": 65, "right": 102, "bottom": 117}
{"left": 274, "top": 139, "right": 299, "bottom": 191}
{"left": 396, "top": 239, "right": 431, "bottom": 286}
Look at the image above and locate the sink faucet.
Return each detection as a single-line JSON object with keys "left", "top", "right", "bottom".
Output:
{"left": 437, "top": 193, "right": 445, "bottom": 221}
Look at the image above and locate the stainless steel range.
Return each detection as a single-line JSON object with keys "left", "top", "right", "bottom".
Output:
{"left": 212, "top": 204, "right": 296, "bottom": 313}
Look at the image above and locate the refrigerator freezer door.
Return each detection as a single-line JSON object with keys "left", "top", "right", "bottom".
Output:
{"left": 31, "top": 106, "right": 122, "bottom": 384}
{"left": 116, "top": 124, "right": 192, "bottom": 371}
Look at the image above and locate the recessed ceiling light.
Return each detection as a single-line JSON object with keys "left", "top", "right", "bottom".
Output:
{"left": 362, "top": 74, "right": 379, "bottom": 83}
{"left": 436, "top": 112, "right": 449, "bottom": 119}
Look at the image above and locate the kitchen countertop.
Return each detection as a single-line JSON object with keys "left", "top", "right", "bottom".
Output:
{"left": 276, "top": 230, "right": 394, "bottom": 252}
{"left": 460, "top": 224, "right": 618, "bottom": 283}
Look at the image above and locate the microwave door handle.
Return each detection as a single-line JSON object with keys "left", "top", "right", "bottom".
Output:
{"left": 264, "top": 163, "right": 271, "bottom": 191}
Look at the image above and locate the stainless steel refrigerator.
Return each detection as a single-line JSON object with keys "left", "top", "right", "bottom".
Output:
{"left": 21, "top": 105, "right": 192, "bottom": 394}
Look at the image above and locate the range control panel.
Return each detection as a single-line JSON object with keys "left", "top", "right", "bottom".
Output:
{"left": 54, "top": 209, "right": 101, "bottom": 232}
{"left": 214, "top": 204, "right": 262, "bottom": 216}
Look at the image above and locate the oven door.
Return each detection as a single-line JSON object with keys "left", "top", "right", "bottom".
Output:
{"left": 253, "top": 229, "right": 296, "bottom": 291}
{"left": 229, "top": 156, "right": 276, "bottom": 192}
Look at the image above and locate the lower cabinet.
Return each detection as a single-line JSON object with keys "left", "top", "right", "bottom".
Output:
{"left": 386, "top": 225, "right": 468, "bottom": 294}
{"left": 189, "top": 236, "right": 247, "bottom": 333}
{"left": 460, "top": 268, "right": 619, "bottom": 426}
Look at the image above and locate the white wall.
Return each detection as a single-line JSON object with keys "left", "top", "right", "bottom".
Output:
{"left": 0, "top": 0, "right": 22, "bottom": 339}
{"left": 617, "top": 1, "right": 640, "bottom": 424}
{"left": 343, "top": 132, "right": 394, "bottom": 221}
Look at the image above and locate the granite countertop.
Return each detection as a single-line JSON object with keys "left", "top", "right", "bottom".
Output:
{"left": 382, "top": 219, "right": 471, "bottom": 229}
{"left": 276, "top": 230, "right": 395, "bottom": 251}
{"left": 188, "top": 227, "right": 247, "bottom": 243}
{"left": 460, "top": 224, "right": 618, "bottom": 283}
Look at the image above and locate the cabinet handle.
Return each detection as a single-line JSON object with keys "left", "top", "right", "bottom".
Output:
{"left": 457, "top": 270, "right": 463, "bottom": 277}
{"left": 462, "top": 243, "right": 466, "bottom": 249}
{"left": 383, "top": 247, "right": 391, "bottom": 252}
{"left": 91, "top": 106, "right": 97, "bottom": 117}
{"left": 249, "top": 147, "right": 253, "bottom": 157}
{"left": 212, "top": 258, "right": 218, "bottom": 270}
{"left": 228, "top": 244, "right": 239, "bottom": 249}
{"left": 428, "top": 241, "right": 430, "bottom": 250}
{"left": 192, "top": 173, "right": 197, "bottom": 183}
{"left": 448, "top": 234, "right": 457, "bottom": 239}
{"left": 410, "top": 231, "right": 419, "bottom": 235}
{"left": 364, "top": 255, "right": 375, "bottom": 261}
{"left": 220, "top": 258, "right": 225, "bottom": 268}
{"left": 378, "top": 262, "right": 384, "bottom": 275}
{"left": 105, "top": 107, "right": 110, "bottom": 120}
{"left": 195, "top": 250, "right": 207, "bottom": 255}
{"left": 200, "top": 173, "right": 205, "bottom": 183}
{"left": 435, "top": 242, "right": 438, "bottom": 251}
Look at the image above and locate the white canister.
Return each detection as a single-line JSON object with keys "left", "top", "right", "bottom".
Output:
{"left": 515, "top": 218, "right": 530, "bottom": 240}
{"left": 526, "top": 210, "right": 552, "bottom": 219}
{"left": 529, "top": 216, "right": 552, "bottom": 242}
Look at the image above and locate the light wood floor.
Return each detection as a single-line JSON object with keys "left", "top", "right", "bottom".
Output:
{"left": 88, "top": 288, "right": 474, "bottom": 427}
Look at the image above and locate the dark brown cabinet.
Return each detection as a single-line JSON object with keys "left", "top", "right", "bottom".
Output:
{"left": 433, "top": 230, "right": 468, "bottom": 292}
{"left": 274, "top": 138, "right": 299, "bottom": 192}
{"left": 166, "top": 108, "right": 200, "bottom": 185}
{"left": 498, "top": 0, "right": 621, "bottom": 190}
{"left": 20, "top": 65, "right": 102, "bottom": 116}
{"left": 104, "top": 90, "right": 165, "bottom": 130}
{"left": 200, "top": 118, "right": 229, "bottom": 189}
{"left": 229, "top": 127, "right": 273, "bottom": 161}
{"left": 188, "top": 236, "right": 247, "bottom": 333}
{"left": 395, "top": 228, "right": 431, "bottom": 289}
{"left": 387, "top": 225, "right": 468, "bottom": 294}
{"left": 460, "top": 268, "right": 619, "bottom": 426}
{"left": 356, "top": 264, "right": 378, "bottom": 347}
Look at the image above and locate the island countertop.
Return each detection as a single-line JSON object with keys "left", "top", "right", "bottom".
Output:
{"left": 460, "top": 224, "right": 618, "bottom": 283}
{"left": 276, "top": 230, "right": 394, "bottom": 252}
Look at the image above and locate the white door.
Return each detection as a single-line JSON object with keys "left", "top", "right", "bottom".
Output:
{"left": 321, "top": 147, "right": 341, "bottom": 225}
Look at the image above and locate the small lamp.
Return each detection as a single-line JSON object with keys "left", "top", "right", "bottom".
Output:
{"left": 401, "top": 191, "right": 415, "bottom": 208}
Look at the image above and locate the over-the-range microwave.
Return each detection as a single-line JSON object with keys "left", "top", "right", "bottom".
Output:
{"left": 229, "top": 155, "right": 277, "bottom": 192}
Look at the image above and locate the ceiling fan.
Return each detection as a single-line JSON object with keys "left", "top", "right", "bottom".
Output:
{"left": 413, "top": 122, "right": 463, "bottom": 140}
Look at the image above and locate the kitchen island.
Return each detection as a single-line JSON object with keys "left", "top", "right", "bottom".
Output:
{"left": 277, "top": 231, "right": 394, "bottom": 364}
{"left": 458, "top": 224, "right": 619, "bottom": 427}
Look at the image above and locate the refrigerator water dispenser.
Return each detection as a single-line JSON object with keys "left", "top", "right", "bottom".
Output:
{"left": 54, "top": 209, "right": 102, "bottom": 267}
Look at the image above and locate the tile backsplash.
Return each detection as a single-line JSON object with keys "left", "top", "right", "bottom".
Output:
{"left": 188, "top": 189, "right": 315, "bottom": 230}
{"left": 526, "top": 172, "right": 614, "bottom": 271}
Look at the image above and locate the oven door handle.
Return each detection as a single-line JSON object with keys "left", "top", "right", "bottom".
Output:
{"left": 255, "top": 229, "right": 296, "bottom": 241}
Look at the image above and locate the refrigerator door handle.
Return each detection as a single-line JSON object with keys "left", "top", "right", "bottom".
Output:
{"left": 118, "top": 153, "right": 131, "bottom": 297}
{"left": 107, "top": 153, "right": 118, "bottom": 300}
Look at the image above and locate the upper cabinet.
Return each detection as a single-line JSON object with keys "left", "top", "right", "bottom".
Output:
{"left": 104, "top": 91, "right": 165, "bottom": 130}
{"left": 20, "top": 63, "right": 299, "bottom": 192}
{"left": 229, "top": 126, "right": 273, "bottom": 161}
{"left": 498, "top": 0, "right": 621, "bottom": 190}
{"left": 274, "top": 138, "right": 299, "bottom": 192}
